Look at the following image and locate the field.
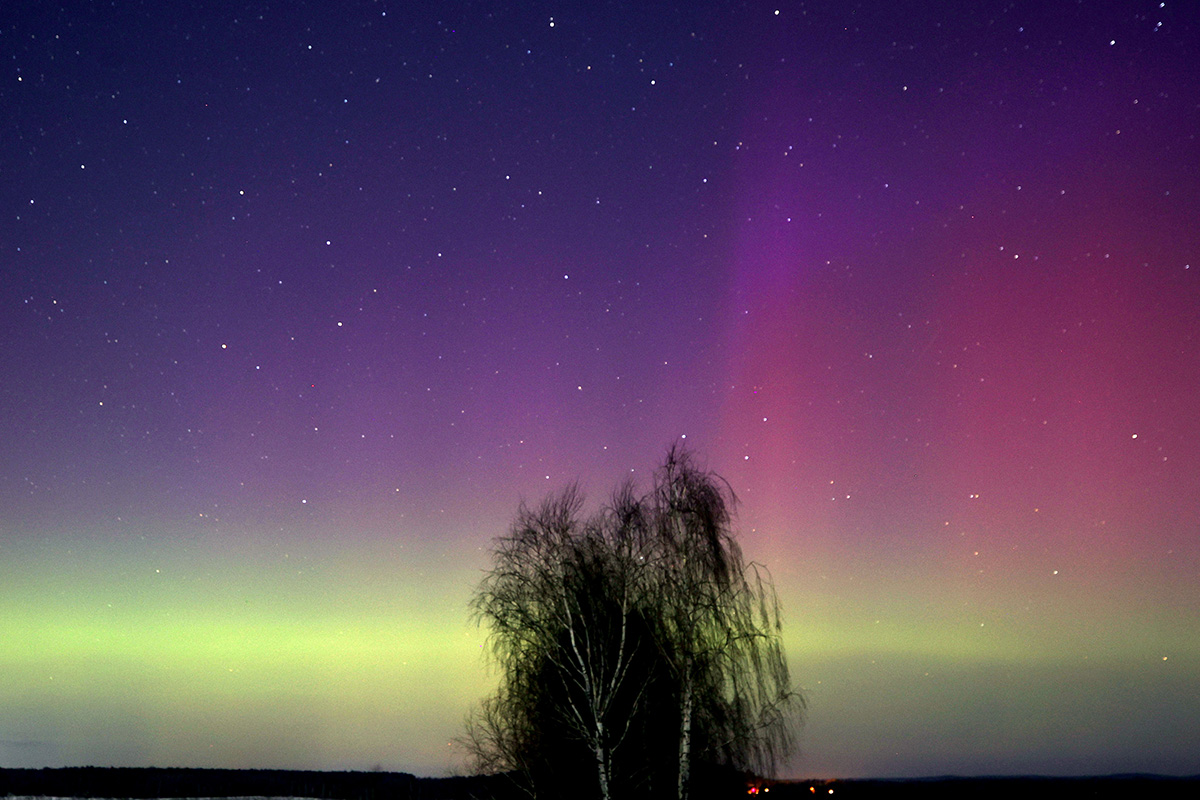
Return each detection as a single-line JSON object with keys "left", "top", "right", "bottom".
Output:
{"left": 4, "top": 772, "right": 1200, "bottom": 800}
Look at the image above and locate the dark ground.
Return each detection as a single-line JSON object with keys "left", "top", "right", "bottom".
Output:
{"left": 2, "top": 768, "right": 1198, "bottom": 800}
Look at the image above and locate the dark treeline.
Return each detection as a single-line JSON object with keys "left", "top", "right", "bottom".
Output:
{"left": 2, "top": 768, "right": 1198, "bottom": 799}
{"left": 0, "top": 766, "right": 514, "bottom": 800}
{"left": 807, "top": 775, "right": 1200, "bottom": 799}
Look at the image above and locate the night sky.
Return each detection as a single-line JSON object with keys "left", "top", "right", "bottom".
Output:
{"left": 3, "top": 0, "right": 1198, "bottom": 780}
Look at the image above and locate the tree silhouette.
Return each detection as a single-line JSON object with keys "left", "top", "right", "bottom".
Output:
{"left": 464, "top": 447, "right": 801, "bottom": 800}
{"left": 647, "top": 447, "right": 799, "bottom": 799}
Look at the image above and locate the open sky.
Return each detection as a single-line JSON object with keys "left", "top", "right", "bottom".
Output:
{"left": 3, "top": 0, "right": 1198, "bottom": 780}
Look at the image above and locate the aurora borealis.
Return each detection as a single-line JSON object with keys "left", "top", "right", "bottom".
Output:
{"left": 2, "top": 0, "right": 1198, "bottom": 780}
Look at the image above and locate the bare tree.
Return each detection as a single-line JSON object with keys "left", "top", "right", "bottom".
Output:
{"left": 648, "top": 446, "right": 800, "bottom": 800}
{"left": 464, "top": 449, "right": 801, "bottom": 800}
{"left": 466, "top": 486, "right": 656, "bottom": 800}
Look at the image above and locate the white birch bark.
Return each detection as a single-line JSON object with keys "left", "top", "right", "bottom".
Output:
{"left": 595, "top": 723, "right": 611, "bottom": 800}
{"left": 677, "top": 677, "right": 693, "bottom": 800}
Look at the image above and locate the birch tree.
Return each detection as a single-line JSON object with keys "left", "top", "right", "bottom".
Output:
{"left": 464, "top": 449, "right": 800, "bottom": 800}
{"left": 467, "top": 486, "right": 656, "bottom": 800}
{"left": 648, "top": 446, "right": 800, "bottom": 800}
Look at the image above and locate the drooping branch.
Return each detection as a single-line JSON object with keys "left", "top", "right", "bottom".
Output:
{"left": 462, "top": 447, "right": 803, "bottom": 800}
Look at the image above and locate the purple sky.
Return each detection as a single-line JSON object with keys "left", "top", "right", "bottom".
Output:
{"left": 3, "top": 0, "right": 1198, "bottom": 779}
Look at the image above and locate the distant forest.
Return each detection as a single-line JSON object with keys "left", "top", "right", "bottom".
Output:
{"left": 0, "top": 766, "right": 499, "bottom": 800}
{"left": 2, "top": 767, "right": 1198, "bottom": 800}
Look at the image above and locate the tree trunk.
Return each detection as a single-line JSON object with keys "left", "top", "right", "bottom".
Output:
{"left": 677, "top": 679, "right": 693, "bottom": 800}
{"left": 595, "top": 721, "right": 611, "bottom": 800}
